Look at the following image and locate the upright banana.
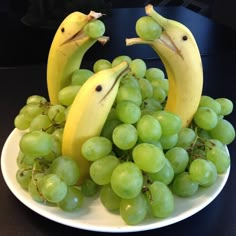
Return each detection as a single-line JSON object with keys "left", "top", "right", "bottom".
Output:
{"left": 126, "top": 4, "right": 203, "bottom": 127}
{"left": 62, "top": 62, "right": 129, "bottom": 183}
{"left": 47, "top": 10, "right": 108, "bottom": 104}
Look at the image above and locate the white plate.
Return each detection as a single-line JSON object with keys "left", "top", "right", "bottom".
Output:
{"left": 1, "top": 129, "right": 230, "bottom": 233}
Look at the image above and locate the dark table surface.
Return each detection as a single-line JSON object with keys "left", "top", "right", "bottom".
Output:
{"left": 0, "top": 6, "right": 236, "bottom": 236}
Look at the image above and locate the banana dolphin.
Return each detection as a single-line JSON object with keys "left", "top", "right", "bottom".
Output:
{"left": 126, "top": 4, "right": 203, "bottom": 127}
{"left": 62, "top": 62, "right": 129, "bottom": 183}
{"left": 47, "top": 11, "right": 108, "bottom": 104}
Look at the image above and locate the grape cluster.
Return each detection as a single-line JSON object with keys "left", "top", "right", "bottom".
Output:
{"left": 14, "top": 55, "right": 235, "bottom": 225}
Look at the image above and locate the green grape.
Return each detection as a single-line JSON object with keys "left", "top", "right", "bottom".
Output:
{"left": 206, "top": 147, "right": 230, "bottom": 173}
{"left": 101, "top": 119, "right": 122, "bottom": 140}
{"left": 141, "top": 98, "right": 162, "bottom": 112}
{"left": 90, "top": 155, "right": 120, "bottom": 185}
{"left": 29, "top": 114, "right": 52, "bottom": 132}
{"left": 112, "top": 55, "right": 132, "bottom": 67}
{"left": 100, "top": 184, "right": 121, "bottom": 211}
{"left": 40, "top": 174, "right": 67, "bottom": 203}
{"left": 20, "top": 131, "right": 53, "bottom": 157}
{"left": 153, "top": 110, "right": 182, "bottom": 136}
{"left": 81, "top": 178, "right": 99, "bottom": 197}
{"left": 111, "top": 162, "right": 143, "bottom": 199}
{"left": 81, "top": 136, "right": 112, "bottom": 161}
{"left": 215, "top": 98, "right": 233, "bottom": 116}
{"left": 83, "top": 19, "right": 105, "bottom": 38}
{"left": 148, "top": 158, "right": 174, "bottom": 185}
{"left": 17, "top": 151, "right": 36, "bottom": 168}
{"left": 115, "top": 100, "right": 141, "bottom": 124}
{"left": 120, "top": 193, "right": 148, "bottom": 225}
{"left": 58, "top": 186, "right": 83, "bottom": 212}
{"left": 200, "top": 161, "right": 218, "bottom": 187}
{"left": 135, "top": 16, "right": 162, "bottom": 40}
{"left": 193, "top": 107, "right": 218, "bottom": 130}
{"left": 150, "top": 77, "right": 169, "bottom": 94}
{"left": 71, "top": 69, "right": 94, "bottom": 86}
{"left": 16, "top": 168, "right": 32, "bottom": 190}
{"left": 112, "top": 124, "right": 138, "bottom": 150}
{"left": 121, "top": 75, "right": 140, "bottom": 88}
{"left": 14, "top": 113, "right": 30, "bottom": 130}
{"left": 152, "top": 87, "right": 166, "bottom": 103}
{"left": 159, "top": 134, "right": 178, "bottom": 150}
{"left": 129, "top": 59, "right": 147, "bottom": 78}
{"left": 209, "top": 119, "right": 235, "bottom": 145}
{"left": 23, "top": 103, "right": 44, "bottom": 121}
{"left": 93, "top": 59, "right": 112, "bottom": 73}
{"left": 189, "top": 159, "right": 215, "bottom": 185}
{"left": 172, "top": 172, "right": 199, "bottom": 197}
{"left": 58, "top": 85, "right": 81, "bottom": 106}
{"left": 50, "top": 156, "right": 80, "bottom": 186}
{"left": 147, "top": 181, "right": 174, "bottom": 218}
{"left": 145, "top": 68, "right": 165, "bottom": 81}
{"left": 199, "top": 95, "right": 221, "bottom": 115}
{"left": 165, "top": 147, "right": 189, "bottom": 174}
{"left": 132, "top": 143, "right": 165, "bottom": 173}
{"left": 26, "top": 95, "right": 47, "bottom": 104}
{"left": 176, "top": 127, "right": 196, "bottom": 148}
{"left": 44, "top": 138, "right": 62, "bottom": 162}
{"left": 116, "top": 84, "right": 142, "bottom": 106}
{"left": 205, "top": 138, "right": 225, "bottom": 151}
{"left": 138, "top": 78, "right": 153, "bottom": 99}
{"left": 47, "top": 104, "right": 66, "bottom": 124}
{"left": 28, "top": 173, "right": 44, "bottom": 202}
{"left": 51, "top": 128, "right": 64, "bottom": 143}
{"left": 136, "top": 114, "right": 162, "bottom": 142}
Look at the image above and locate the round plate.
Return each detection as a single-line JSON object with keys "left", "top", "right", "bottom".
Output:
{"left": 1, "top": 129, "right": 230, "bottom": 233}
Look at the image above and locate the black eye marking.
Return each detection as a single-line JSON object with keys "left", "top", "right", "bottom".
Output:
{"left": 61, "top": 27, "right": 65, "bottom": 33}
{"left": 182, "top": 35, "right": 188, "bottom": 41}
{"left": 96, "top": 85, "right": 102, "bottom": 92}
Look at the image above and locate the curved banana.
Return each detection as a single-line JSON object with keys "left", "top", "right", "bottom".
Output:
{"left": 47, "top": 10, "right": 109, "bottom": 104}
{"left": 62, "top": 62, "right": 129, "bottom": 183}
{"left": 126, "top": 4, "right": 203, "bottom": 127}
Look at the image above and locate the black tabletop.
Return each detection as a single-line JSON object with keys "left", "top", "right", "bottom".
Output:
{"left": 0, "top": 6, "right": 236, "bottom": 236}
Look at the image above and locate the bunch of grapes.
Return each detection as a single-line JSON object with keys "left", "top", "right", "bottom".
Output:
{"left": 14, "top": 55, "right": 235, "bottom": 225}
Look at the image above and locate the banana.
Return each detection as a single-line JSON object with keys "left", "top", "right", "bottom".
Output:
{"left": 47, "top": 10, "right": 109, "bottom": 104}
{"left": 126, "top": 4, "right": 203, "bottom": 127}
{"left": 62, "top": 61, "right": 130, "bottom": 183}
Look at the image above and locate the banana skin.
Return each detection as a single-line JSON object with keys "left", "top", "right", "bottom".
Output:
{"left": 62, "top": 62, "right": 130, "bottom": 184}
{"left": 47, "top": 11, "right": 108, "bottom": 104}
{"left": 126, "top": 4, "right": 203, "bottom": 128}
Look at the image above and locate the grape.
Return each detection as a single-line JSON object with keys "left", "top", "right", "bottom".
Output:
{"left": 205, "top": 138, "right": 225, "bottom": 151}
{"left": 29, "top": 114, "right": 52, "bottom": 132}
{"left": 101, "top": 119, "right": 122, "bottom": 140}
{"left": 17, "top": 151, "right": 36, "bottom": 168}
{"left": 71, "top": 69, "right": 94, "bottom": 86}
{"left": 120, "top": 193, "right": 148, "bottom": 225}
{"left": 200, "top": 161, "right": 218, "bottom": 187}
{"left": 100, "top": 184, "right": 121, "bottom": 211}
{"left": 112, "top": 124, "right": 138, "bottom": 150}
{"left": 152, "top": 87, "right": 166, "bottom": 103}
{"left": 40, "top": 174, "right": 67, "bottom": 203}
{"left": 141, "top": 98, "right": 162, "bottom": 112}
{"left": 176, "top": 128, "right": 196, "bottom": 148}
{"left": 121, "top": 75, "right": 140, "bottom": 88}
{"left": 20, "top": 131, "right": 53, "bottom": 157}
{"left": 93, "top": 59, "right": 112, "bottom": 72}
{"left": 199, "top": 95, "right": 221, "bottom": 115}
{"left": 26, "top": 95, "right": 47, "bottom": 104}
{"left": 112, "top": 55, "right": 132, "bottom": 67}
{"left": 147, "top": 181, "right": 174, "bottom": 218}
{"left": 51, "top": 128, "right": 64, "bottom": 143}
{"left": 153, "top": 110, "right": 182, "bottom": 136}
{"left": 83, "top": 19, "right": 105, "bottom": 39}
{"left": 23, "top": 103, "right": 44, "bottom": 121}
{"left": 14, "top": 113, "right": 31, "bottom": 130}
{"left": 111, "top": 162, "right": 143, "bottom": 199}
{"left": 135, "top": 16, "right": 162, "bottom": 40}
{"left": 81, "top": 136, "right": 112, "bottom": 161}
{"left": 159, "top": 134, "right": 178, "bottom": 150}
{"left": 148, "top": 158, "right": 174, "bottom": 185}
{"left": 132, "top": 143, "right": 166, "bottom": 173}
{"left": 81, "top": 178, "right": 99, "bottom": 197}
{"left": 28, "top": 173, "right": 44, "bottom": 202}
{"left": 193, "top": 107, "right": 218, "bottom": 130}
{"left": 58, "top": 85, "right": 81, "bottom": 106}
{"left": 215, "top": 98, "right": 233, "bottom": 116}
{"left": 150, "top": 77, "right": 169, "bottom": 94}
{"left": 58, "top": 186, "right": 83, "bottom": 211}
{"left": 50, "top": 156, "right": 80, "bottom": 185}
{"left": 136, "top": 114, "right": 162, "bottom": 142}
{"left": 89, "top": 155, "right": 120, "bottom": 185}
{"left": 145, "top": 68, "right": 165, "bottom": 81}
{"left": 172, "top": 172, "right": 199, "bottom": 197}
{"left": 115, "top": 100, "right": 141, "bottom": 124}
{"left": 16, "top": 168, "right": 32, "bottom": 190}
{"left": 209, "top": 119, "right": 235, "bottom": 145}
{"left": 138, "top": 78, "right": 153, "bottom": 99}
{"left": 206, "top": 147, "right": 230, "bottom": 173}
{"left": 129, "top": 59, "right": 147, "bottom": 78}
{"left": 165, "top": 147, "right": 189, "bottom": 174}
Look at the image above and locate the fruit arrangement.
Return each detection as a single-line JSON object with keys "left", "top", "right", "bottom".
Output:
{"left": 14, "top": 5, "right": 235, "bottom": 226}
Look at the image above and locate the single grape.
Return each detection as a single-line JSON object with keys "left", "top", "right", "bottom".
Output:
{"left": 215, "top": 98, "right": 233, "bottom": 116}
{"left": 176, "top": 127, "right": 196, "bottom": 148}
{"left": 83, "top": 19, "right": 105, "bottom": 39}
{"left": 71, "top": 69, "right": 94, "bottom": 86}
{"left": 81, "top": 136, "right": 112, "bottom": 161}
{"left": 93, "top": 59, "right": 112, "bottom": 72}
{"left": 159, "top": 134, "right": 178, "bottom": 150}
{"left": 129, "top": 59, "right": 147, "bottom": 78}
{"left": 58, "top": 85, "right": 81, "bottom": 106}
{"left": 29, "top": 114, "right": 52, "bottom": 132}
{"left": 141, "top": 98, "right": 162, "bottom": 112}
{"left": 121, "top": 75, "right": 140, "bottom": 88}
{"left": 152, "top": 87, "right": 166, "bottom": 103}
{"left": 23, "top": 103, "right": 44, "bottom": 121}
{"left": 16, "top": 168, "right": 32, "bottom": 190}
{"left": 111, "top": 162, "right": 143, "bottom": 199}
{"left": 26, "top": 95, "right": 47, "bottom": 104}
{"left": 81, "top": 178, "right": 99, "bottom": 197}
{"left": 112, "top": 55, "right": 132, "bottom": 67}
{"left": 51, "top": 128, "right": 64, "bottom": 143}
{"left": 199, "top": 95, "right": 221, "bottom": 115}
{"left": 145, "top": 68, "right": 165, "bottom": 81}
{"left": 200, "top": 161, "right": 218, "bottom": 187}
{"left": 138, "top": 78, "right": 153, "bottom": 99}
{"left": 28, "top": 173, "right": 44, "bottom": 202}
{"left": 14, "top": 113, "right": 31, "bottom": 130}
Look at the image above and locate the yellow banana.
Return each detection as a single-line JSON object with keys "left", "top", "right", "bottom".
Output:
{"left": 126, "top": 4, "right": 203, "bottom": 127}
{"left": 62, "top": 62, "right": 129, "bottom": 183}
{"left": 47, "top": 10, "right": 109, "bottom": 104}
